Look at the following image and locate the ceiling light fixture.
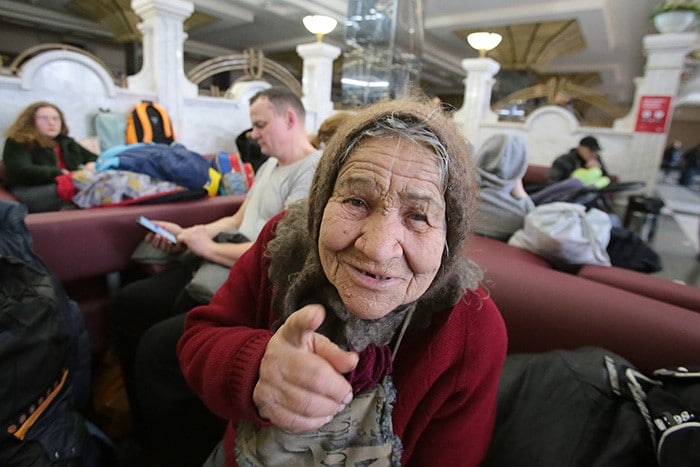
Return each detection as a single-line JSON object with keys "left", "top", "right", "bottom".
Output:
{"left": 467, "top": 32, "right": 503, "bottom": 58}
{"left": 302, "top": 15, "right": 338, "bottom": 42}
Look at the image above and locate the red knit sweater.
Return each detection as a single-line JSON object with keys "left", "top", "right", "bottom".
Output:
{"left": 178, "top": 215, "right": 508, "bottom": 467}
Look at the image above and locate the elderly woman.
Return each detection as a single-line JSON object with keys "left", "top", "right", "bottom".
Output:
{"left": 3, "top": 101, "right": 97, "bottom": 212}
{"left": 178, "top": 96, "right": 508, "bottom": 466}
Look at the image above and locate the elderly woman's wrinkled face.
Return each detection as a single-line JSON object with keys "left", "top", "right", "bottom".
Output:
{"left": 319, "top": 136, "right": 447, "bottom": 320}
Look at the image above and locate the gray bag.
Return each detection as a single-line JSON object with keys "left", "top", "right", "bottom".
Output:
{"left": 508, "top": 202, "right": 612, "bottom": 269}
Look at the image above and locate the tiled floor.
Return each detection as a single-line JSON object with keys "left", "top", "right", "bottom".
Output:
{"left": 638, "top": 174, "right": 700, "bottom": 287}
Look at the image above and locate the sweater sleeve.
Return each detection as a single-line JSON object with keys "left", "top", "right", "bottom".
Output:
{"left": 394, "top": 289, "right": 508, "bottom": 467}
{"left": 177, "top": 213, "right": 283, "bottom": 424}
{"left": 2, "top": 138, "right": 61, "bottom": 186}
{"left": 61, "top": 137, "right": 98, "bottom": 169}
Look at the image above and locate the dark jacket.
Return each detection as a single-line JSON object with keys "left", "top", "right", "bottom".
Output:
{"left": 114, "top": 143, "right": 210, "bottom": 189}
{"left": 545, "top": 148, "right": 608, "bottom": 184}
{"left": 482, "top": 347, "right": 655, "bottom": 467}
{"left": 2, "top": 136, "right": 97, "bottom": 187}
{"left": 0, "top": 199, "right": 91, "bottom": 408}
{"left": 0, "top": 201, "right": 105, "bottom": 466}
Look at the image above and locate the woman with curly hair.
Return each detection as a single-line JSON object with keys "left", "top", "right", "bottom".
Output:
{"left": 3, "top": 101, "right": 97, "bottom": 212}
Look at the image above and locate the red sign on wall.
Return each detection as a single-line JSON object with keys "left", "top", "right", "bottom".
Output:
{"left": 635, "top": 95, "right": 672, "bottom": 133}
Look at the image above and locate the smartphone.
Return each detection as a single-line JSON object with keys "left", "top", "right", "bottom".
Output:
{"left": 137, "top": 215, "right": 177, "bottom": 244}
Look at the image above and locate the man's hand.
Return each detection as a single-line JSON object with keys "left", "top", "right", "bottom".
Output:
{"left": 145, "top": 220, "right": 184, "bottom": 253}
{"left": 253, "top": 305, "right": 359, "bottom": 432}
{"left": 177, "top": 224, "right": 215, "bottom": 257}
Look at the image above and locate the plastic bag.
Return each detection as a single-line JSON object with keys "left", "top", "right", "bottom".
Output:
{"left": 508, "top": 202, "right": 612, "bottom": 269}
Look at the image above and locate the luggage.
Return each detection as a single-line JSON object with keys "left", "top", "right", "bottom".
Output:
{"left": 94, "top": 108, "right": 127, "bottom": 152}
{"left": 211, "top": 152, "right": 255, "bottom": 195}
{"left": 125, "top": 101, "right": 176, "bottom": 145}
{"left": 611, "top": 362, "right": 700, "bottom": 467}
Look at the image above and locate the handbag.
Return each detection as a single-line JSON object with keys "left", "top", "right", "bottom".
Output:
{"left": 609, "top": 361, "right": 700, "bottom": 467}
{"left": 508, "top": 202, "right": 612, "bottom": 269}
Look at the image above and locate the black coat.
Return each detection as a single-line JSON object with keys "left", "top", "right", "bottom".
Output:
{"left": 545, "top": 148, "right": 609, "bottom": 184}
{"left": 2, "top": 135, "right": 97, "bottom": 187}
{"left": 0, "top": 201, "right": 104, "bottom": 466}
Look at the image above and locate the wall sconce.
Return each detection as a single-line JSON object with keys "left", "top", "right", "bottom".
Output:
{"left": 467, "top": 32, "right": 503, "bottom": 58}
{"left": 303, "top": 15, "right": 338, "bottom": 42}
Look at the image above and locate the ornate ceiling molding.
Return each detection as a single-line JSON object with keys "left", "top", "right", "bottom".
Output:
{"left": 67, "top": 0, "right": 218, "bottom": 43}
{"left": 454, "top": 19, "right": 585, "bottom": 70}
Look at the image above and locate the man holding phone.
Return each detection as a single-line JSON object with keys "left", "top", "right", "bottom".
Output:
{"left": 110, "top": 87, "right": 322, "bottom": 467}
{"left": 137, "top": 215, "right": 177, "bottom": 244}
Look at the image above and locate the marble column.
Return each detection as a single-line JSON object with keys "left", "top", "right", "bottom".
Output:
{"left": 127, "top": 0, "right": 198, "bottom": 135}
{"left": 454, "top": 57, "right": 500, "bottom": 145}
{"left": 296, "top": 42, "right": 341, "bottom": 133}
{"left": 613, "top": 32, "right": 698, "bottom": 193}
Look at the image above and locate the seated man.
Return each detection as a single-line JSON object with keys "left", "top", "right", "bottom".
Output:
{"left": 109, "top": 86, "right": 321, "bottom": 467}
{"left": 545, "top": 135, "right": 608, "bottom": 184}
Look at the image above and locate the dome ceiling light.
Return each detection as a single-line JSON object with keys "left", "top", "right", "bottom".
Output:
{"left": 466, "top": 32, "right": 503, "bottom": 58}
{"left": 302, "top": 15, "right": 338, "bottom": 42}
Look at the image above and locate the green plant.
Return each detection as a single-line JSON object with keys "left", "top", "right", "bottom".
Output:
{"left": 650, "top": 0, "right": 700, "bottom": 18}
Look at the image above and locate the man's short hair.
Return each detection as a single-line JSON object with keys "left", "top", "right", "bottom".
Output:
{"left": 579, "top": 136, "right": 601, "bottom": 151}
{"left": 250, "top": 86, "right": 305, "bottom": 121}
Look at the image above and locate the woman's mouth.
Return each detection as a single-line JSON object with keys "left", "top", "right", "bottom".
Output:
{"left": 359, "top": 268, "right": 389, "bottom": 280}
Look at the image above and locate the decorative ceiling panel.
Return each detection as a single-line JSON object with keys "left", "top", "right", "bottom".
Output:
{"left": 454, "top": 19, "right": 585, "bottom": 71}
{"left": 67, "top": 0, "right": 219, "bottom": 43}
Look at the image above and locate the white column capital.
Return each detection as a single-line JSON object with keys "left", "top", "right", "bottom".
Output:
{"left": 460, "top": 57, "right": 501, "bottom": 76}
{"left": 296, "top": 42, "right": 342, "bottom": 61}
{"left": 131, "top": 0, "right": 194, "bottom": 20}
{"left": 643, "top": 32, "right": 698, "bottom": 70}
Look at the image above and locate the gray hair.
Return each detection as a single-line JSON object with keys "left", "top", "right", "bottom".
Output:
{"left": 335, "top": 112, "right": 450, "bottom": 193}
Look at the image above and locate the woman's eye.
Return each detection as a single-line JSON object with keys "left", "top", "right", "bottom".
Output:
{"left": 408, "top": 212, "right": 428, "bottom": 223}
{"left": 344, "top": 197, "right": 367, "bottom": 209}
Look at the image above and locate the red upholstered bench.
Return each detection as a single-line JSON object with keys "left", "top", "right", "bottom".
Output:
{"left": 578, "top": 264, "right": 700, "bottom": 312}
{"left": 463, "top": 234, "right": 700, "bottom": 374}
{"left": 26, "top": 194, "right": 245, "bottom": 354}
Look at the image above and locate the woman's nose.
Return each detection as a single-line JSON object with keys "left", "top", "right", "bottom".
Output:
{"left": 356, "top": 210, "right": 403, "bottom": 261}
